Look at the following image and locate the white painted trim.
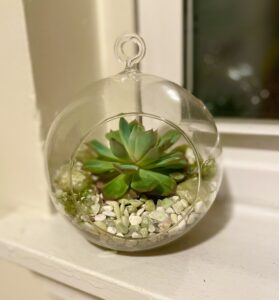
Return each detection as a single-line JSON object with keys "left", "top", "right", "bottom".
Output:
{"left": 35, "top": 274, "right": 101, "bottom": 300}
{"left": 137, "top": 0, "right": 183, "bottom": 85}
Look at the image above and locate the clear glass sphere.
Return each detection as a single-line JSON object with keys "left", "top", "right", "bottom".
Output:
{"left": 45, "top": 34, "right": 222, "bottom": 252}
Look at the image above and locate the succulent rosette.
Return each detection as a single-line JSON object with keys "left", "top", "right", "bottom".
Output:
{"left": 84, "top": 117, "right": 189, "bottom": 200}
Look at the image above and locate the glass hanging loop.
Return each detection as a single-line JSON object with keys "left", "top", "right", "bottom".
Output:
{"left": 114, "top": 33, "right": 146, "bottom": 69}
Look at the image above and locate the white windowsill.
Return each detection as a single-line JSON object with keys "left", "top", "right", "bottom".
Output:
{"left": 217, "top": 119, "right": 279, "bottom": 136}
{"left": 0, "top": 191, "right": 278, "bottom": 300}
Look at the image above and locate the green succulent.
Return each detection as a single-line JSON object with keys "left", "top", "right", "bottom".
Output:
{"left": 83, "top": 117, "right": 188, "bottom": 200}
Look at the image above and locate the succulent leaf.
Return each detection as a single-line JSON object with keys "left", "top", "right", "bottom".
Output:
{"left": 119, "top": 117, "right": 131, "bottom": 151}
{"left": 106, "top": 130, "right": 122, "bottom": 143}
{"left": 150, "top": 172, "right": 177, "bottom": 196}
{"left": 134, "top": 130, "right": 158, "bottom": 161}
{"left": 158, "top": 130, "right": 181, "bottom": 151}
{"left": 145, "top": 151, "right": 185, "bottom": 169}
{"left": 102, "top": 174, "right": 131, "bottom": 200}
{"left": 88, "top": 140, "right": 117, "bottom": 161}
{"left": 150, "top": 156, "right": 187, "bottom": 169}
{"left": 131, "top": 169, "right": 159, "bottom": 192}
{"left": 137, "top": 147, "right": 160, "bottom": 167}
{"left": 84, "top": 159, "right": 116, "bottom": 174}
{"left": 128, "top": 119, "right": 141, "bottom": 130}
{"left": 114, "top": 164, "right": 139, "bottom": 174}
{"left": 133, "top": 169, "right": 176, "bottom": 196}
{"left": 128, "top": 122, "right": 144, "bottom": 158}
{"left": 109, "top": 138, "right": 130, "bottom": 161}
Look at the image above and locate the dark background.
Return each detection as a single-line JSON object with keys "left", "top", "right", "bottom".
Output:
{"left": 184, "top": 0, "right": 279, "bottom": 118}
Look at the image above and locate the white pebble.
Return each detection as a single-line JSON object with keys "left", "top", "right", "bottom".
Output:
{"left": 94, "top": 214, "right": 106, "bottom": 222}
{"left": 171, "top": 213, "right": 178, "bottom": 224}
{"left": 102, "top": 205, "right": 113, "bottom": 211}
{"left": 184, "top": 190, "right": 195, "bottom": 204}
{"left": 171, "top": 195, "right": 179, "bottom": 202}
{"left": 166, "top": 207, "right": 174, "bottom": 214}
{"left": 149, "top": 211, "right": 168, "bottom": 222}
{"left": 159, "top": 218, "right": 172, "bottom": 231}
{"left": 121, "top": 215, "right": 130, "bottom": 227}
{"left": 103, "top": 211, "right": 116, "bottom": 217}
{"left": 181, "top": 199, "right": 189, "bottom": 208}
{"left": 105, "top": 200, "right": 115, "bottom": 205}
{"left": 148, "top": 224, "right": 155, "bottom": 233}
{"left": 187, "top": 213, "right": 197, "bottom": 225}
{"left": 194, "top": 201, "right": 206, "bottom": 213}
{"left": 107, "top": 226, "right": 117, "bottom": 234}
{"left": 131, "top": 232, "right": 141, "bottom": 239}
{"left": 129, "top": 215, "right": 142, "bottom": 226}
{"left": 136, "top": 207, "right": 145, "bottom": 216}
{"left": 181, "top": 210, "right": 188, "bottom": 217}
{"left": 91, "top": 203, "right": 100, "bottom": 215}
{"left": 156, "top": 207, "right": 165, "bottom": 212}
{"left": 124, "top": 208, "right": 129, "bottom": 217}
{"left": 173, "top": 201, "right": 184, "bottom": 214}
{"left": 116, "top": 232, "right": 124, "bottom": 237}
{"left": 178, "top": 215, "right": 183, "bottom": 221}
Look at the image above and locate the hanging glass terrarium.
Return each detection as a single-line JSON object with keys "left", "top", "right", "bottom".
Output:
{"left": 45, "top": 34, "right": 222, "bottom": 252}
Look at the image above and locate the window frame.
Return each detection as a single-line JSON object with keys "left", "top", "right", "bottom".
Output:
{"left": 137, "top": 0, "right": 279, "bottom": 136}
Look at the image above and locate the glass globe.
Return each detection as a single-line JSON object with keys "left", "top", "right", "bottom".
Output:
{"left": 45, "top": 34, "right": 222, "bottom": 252}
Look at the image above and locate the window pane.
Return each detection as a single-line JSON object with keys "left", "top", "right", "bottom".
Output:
{"left": 186, "top": 1, "right": 279, "bottom": 118}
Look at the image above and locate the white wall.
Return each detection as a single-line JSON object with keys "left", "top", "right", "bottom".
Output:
{"left": 0, "top": 0, "right": 49, "bottom": 213}
{"left": 0, "top": 1, "right": 136, "bottom": 299}
{"left": 24, "top": 0, "right": 137, "bottom": 138}
{"left": 0, "top": 0, "right": 136, "bottom": 214}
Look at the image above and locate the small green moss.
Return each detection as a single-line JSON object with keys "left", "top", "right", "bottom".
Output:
{"left": 63, "top": 196, "right": 78, "bottom": 218}
{"left": 55, "top": 164, "right": 92, "bottom": 193}
{"left": 202, "top": 159, "right": 217, "bottom": 179}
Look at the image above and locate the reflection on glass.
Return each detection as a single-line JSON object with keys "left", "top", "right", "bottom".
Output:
{"left": 185, "top": 0, "right": 279, "bottom": 118}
